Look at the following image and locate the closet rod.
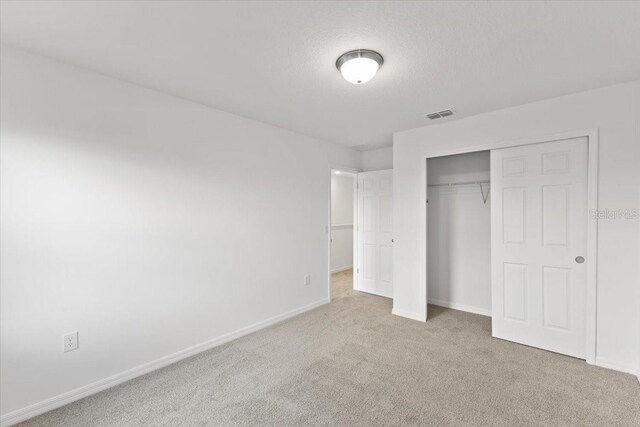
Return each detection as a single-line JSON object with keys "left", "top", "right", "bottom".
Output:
{"left": 427, "top": 179, "right": 490, "bottom": 187}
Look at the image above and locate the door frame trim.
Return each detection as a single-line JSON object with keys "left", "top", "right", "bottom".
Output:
{"left": 328, "top": 165, "right": 360, "bottom": 301}
{"left": 423, "top": 128, "right": 598, "bottom": 364}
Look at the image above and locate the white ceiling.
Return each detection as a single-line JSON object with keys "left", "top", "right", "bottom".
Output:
{"left": 2, "top": 1, "right": 639, "bottom": 150}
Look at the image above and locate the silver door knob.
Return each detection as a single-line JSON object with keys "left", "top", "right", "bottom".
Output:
{"left": 575, "top": 256, "right": 585, "bottom": 263}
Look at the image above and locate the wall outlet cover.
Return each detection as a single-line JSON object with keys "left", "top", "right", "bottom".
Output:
{"left": 63, "top": 331, "right": 79, "bottom": 353}
{"left": 304, "top": 275, "right": 311, "bottom": 286}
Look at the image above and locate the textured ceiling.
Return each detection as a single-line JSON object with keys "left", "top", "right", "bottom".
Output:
{"left": 2, "top": 1, "right": 640, "bottom": 149}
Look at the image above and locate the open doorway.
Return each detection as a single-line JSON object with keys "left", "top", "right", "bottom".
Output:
{"left": 328, "top": 167, "right": 394, "bottom": 303}
{"left": 329, "top": 169, "right": 356, "bottom": 301}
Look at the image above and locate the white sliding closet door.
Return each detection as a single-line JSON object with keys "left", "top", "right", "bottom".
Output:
{"left": 357, "top": 170, "right": 393, "bottom": 298}
{"left": 491, "top": 138, "right": 588, "bottom": 358}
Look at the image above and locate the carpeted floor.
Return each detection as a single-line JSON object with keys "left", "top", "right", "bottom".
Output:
{"left": 20, "top": 269, "right": 640, "bottom": 426}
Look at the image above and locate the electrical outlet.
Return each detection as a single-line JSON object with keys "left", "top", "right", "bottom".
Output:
{"left": 63, "top": 331, "right": 79, "bottom": 353}
{"left": 304, "top": 275, "right": 311, "bottom": 286}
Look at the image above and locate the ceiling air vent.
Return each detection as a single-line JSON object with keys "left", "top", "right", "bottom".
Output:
{"left": 426, "top": 109, "right": 453, "bottom": 120}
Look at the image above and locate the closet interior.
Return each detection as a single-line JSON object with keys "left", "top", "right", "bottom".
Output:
{"left": 427, "top": 151, "right": 491, "bottom": 316}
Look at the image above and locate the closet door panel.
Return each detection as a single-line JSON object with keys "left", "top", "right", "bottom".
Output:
{"left": 491, "top": 137, "right": 588, "bottom": 359}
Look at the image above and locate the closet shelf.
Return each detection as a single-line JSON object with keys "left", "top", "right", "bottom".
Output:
{"left": 427, "top": 180, "right": 490, "bottom": 187}
{"left": 428, "top": 180, "right": 491, "bottom": 204}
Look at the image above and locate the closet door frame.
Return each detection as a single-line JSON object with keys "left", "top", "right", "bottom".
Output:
{"left": 423, "top": 128, "right": 599, "bottom": 365}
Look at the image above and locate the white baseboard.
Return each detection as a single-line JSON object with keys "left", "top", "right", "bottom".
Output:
{"left": 0, "top": 298, "right": 329, "bottom": 427}
{"left": 331, "top": 265, "right": 353, "bottom": 273}
{"left": 594, "top": 356, "right": 639, "bottom": 376}
{"left": 392, "top": 307, "right": 426, "bottom": 322}
{"left": 428, "top": 299, "right": 492, "bottom": 317}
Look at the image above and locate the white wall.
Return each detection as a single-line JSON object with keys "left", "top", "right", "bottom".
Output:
{"left": 361, "top": 146, "right": 393, "bottom": 171}
{"left": 330, "top": 174, "right": 354, "bottom": 272}
{"left": 427, "top": 152, "right": 491, "bottom": 315}
{"left": 0, "top": 46, "right": 361, "bottom": 420}
{"left": 393, "top": 80, "right": 640, "bottom": 375}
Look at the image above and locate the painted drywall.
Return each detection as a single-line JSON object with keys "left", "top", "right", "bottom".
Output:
{"left": 4, "top": 2, "right": 640, "bottom": 149}
{"left": 393, "top": 80, "right": 640, "bottom": 375}
{"left": 0, "top": 46, "right": 361, "bottom": 420}
{"left": 330, "top": 174, "right": 354, "bottom": 272}
{"left": 427, "top": 152, "right": 491, "bottom": 315}
{"left": 361, "top": 146, "right": 393, "bottom": 171}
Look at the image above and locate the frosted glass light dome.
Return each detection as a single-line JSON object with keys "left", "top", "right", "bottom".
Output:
{"left": 336, "top": 50, "right": 383, "bottom": 85}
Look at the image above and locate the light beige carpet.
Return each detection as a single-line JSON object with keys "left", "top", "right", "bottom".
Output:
{"left": 19, "top": 270, "right": 640, "bottom": 426}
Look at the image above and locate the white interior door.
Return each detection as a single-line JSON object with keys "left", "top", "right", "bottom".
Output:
{"left": 357, "top": 169, "right": 393, "bottom": 298}
{"left": 491, "top": 137, "right": 588, "bottom": 358}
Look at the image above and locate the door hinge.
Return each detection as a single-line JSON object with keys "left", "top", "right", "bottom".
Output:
{"left": 357, "top": 268, "right": 359, "bottom": 274}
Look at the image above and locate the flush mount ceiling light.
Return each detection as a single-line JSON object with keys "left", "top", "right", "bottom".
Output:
{"left": 336, "top": 49, "right": 383, "bottom": 85}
